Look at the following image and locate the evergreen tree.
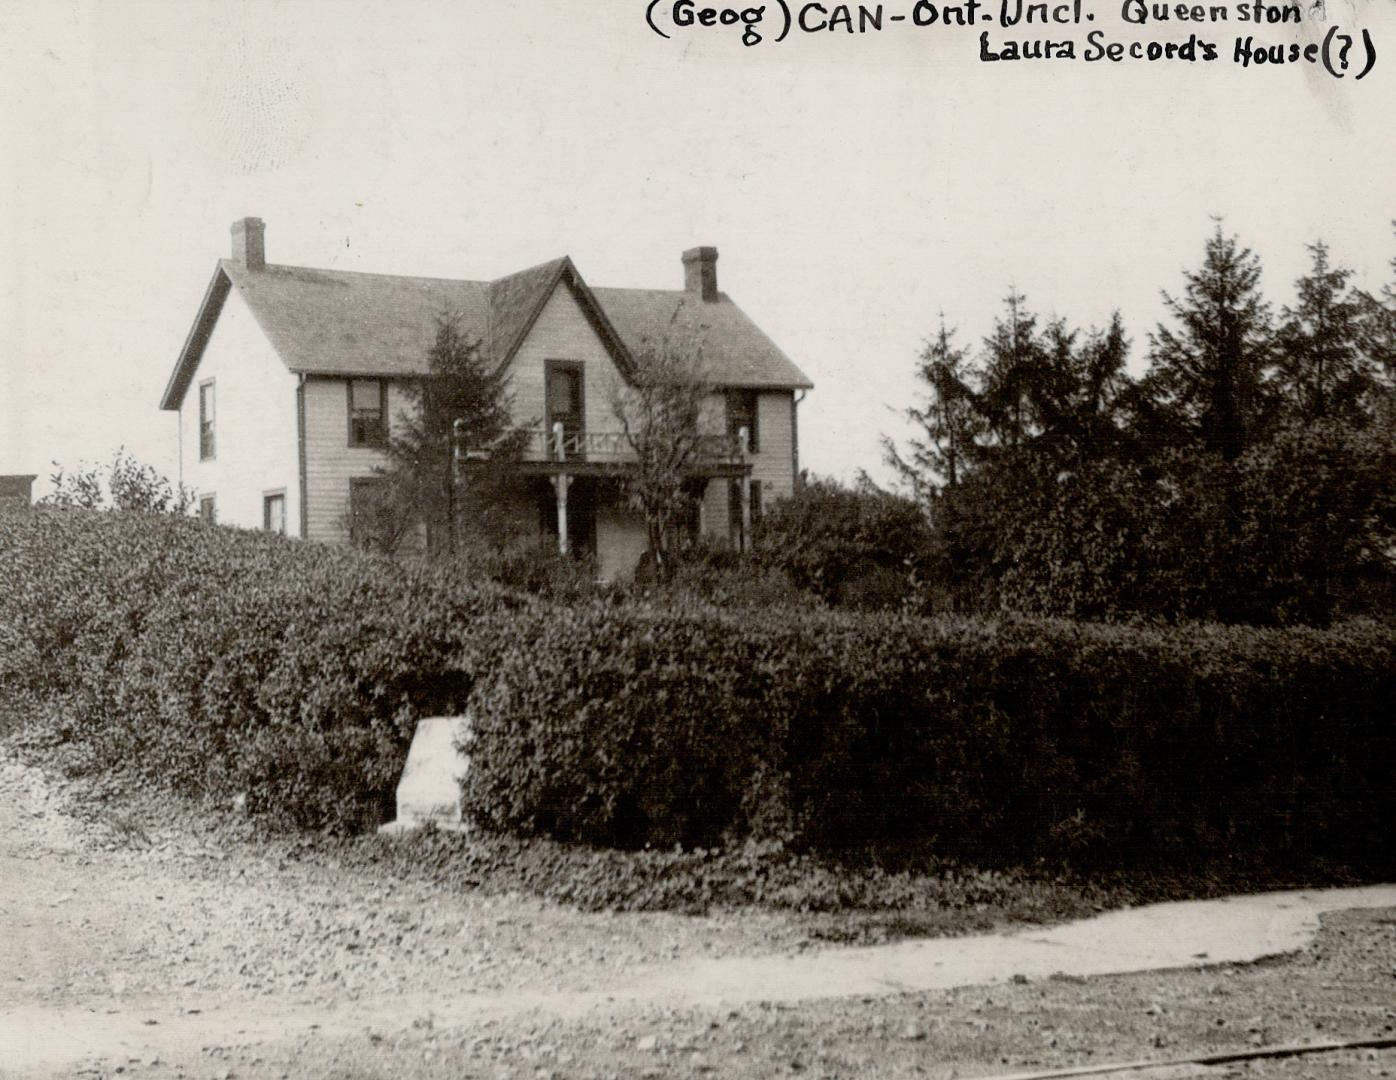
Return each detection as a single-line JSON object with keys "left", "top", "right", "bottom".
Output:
{"left": 1360, "top": 221, "right": 1396, "bottom": 385}
{"left": 372, "top": 311, "right": 525, "bottom": 556}
{"left": 1026, "top": 313, "right": 1130, "bottom": 467}
{"left": 883, "top": 317, "right": 978, "bottom": 495}
{"left": 1142, "top": 222, "right": 1273, "bottom": 461}
{"left": 1275, "top": 241, "right": 1371, "bottom": 425}
{"left": 979, "top": 289, "right": 1043, "bottom": 452}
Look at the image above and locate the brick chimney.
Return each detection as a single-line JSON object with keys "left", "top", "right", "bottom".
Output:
{"left": 231, "top": 217, "right": 266, "bottom": 271}
{"left": 682, "top": 246, "right": 719, "bottom": 302}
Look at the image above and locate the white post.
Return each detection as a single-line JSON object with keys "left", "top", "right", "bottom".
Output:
{"left": 551, "top": 421, "right": 569, "bottom": 556}
{"left": 739, "top": 425, "right": 752, "bottom": 553}
{"left": 553, "top": 473, "right": 570, "bottom": 556}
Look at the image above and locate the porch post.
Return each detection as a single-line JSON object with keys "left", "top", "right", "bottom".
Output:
{"left": 739, "top": 425, "right": 752, "bottom": 554}
{"left": 553, "top": 474, "right": 570, "bottom": 556}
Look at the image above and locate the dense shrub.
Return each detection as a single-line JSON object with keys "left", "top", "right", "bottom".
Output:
{"left": 950, "top": 427, "right": 1396, "bottom": 626}
{"left": 0, "top": 507, "right": 521, "bottom": 831}
{"left": 655, "top": 540, "right": 815, "bottom": 611}
{"left": 6, "top": 507, "right": 1394, "bottom": 878}
{"left": 754, "top": 476, "right": 938, "bottom": 611}
{"left": 465, "top": 601, "right": 1396, "bottom": 872}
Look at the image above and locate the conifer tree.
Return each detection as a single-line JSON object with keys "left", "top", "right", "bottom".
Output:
{"left": 1275, "top": 241, "right": 1371, "bottom": 425}
{"left": 884, "top": 317, "right": 978, "bottom": 495}
{"left": 1143, "top": 222, "right": 1273, "bottom": 460}
{"left": 1362, "top": 221, "right": 1396, "bottom": 385}
{"left": 979, "top": 289, "right": 1043, "bottom": 452}
{"left": 372, "top": 311, "right": 525, "bottom": 556}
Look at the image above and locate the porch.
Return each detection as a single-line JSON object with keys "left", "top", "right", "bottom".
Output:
{"left": 458, "top": 422, "right": 757, "bottom": 576}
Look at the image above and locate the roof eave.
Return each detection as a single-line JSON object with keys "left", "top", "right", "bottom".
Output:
{"left": 495, "top": 258, "right": 639, "bottom": 382}
{"left": 160, "top": 265, "right": 231, "bottom": 411}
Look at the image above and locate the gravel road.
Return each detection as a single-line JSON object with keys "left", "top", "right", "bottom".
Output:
{"left": 0, "top": 745, "right": 815, "bottom": 1075}
{"left": 4, "top": 745, "right": 1393, "bottom": 1080}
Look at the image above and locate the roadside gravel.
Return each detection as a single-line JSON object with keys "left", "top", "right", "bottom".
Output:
{"left": 5, "top": 743, "right": 1393, "bottom": 1080}
{"left": 0, "top": 745, "right": 815, "bottom": 1012}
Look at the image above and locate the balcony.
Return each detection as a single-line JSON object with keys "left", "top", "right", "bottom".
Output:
{"left": 508, "top": 424, "right": 751, "bottom": 476}
{"left": 453, "top": 422, "right": 753, "bottom": 479}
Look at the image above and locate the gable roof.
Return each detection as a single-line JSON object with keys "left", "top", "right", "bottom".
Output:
{"left": 485, "top": 257, "right": 638, "bottom": 380}
{"left": 161, "top": 252, "right": 813, "bottom": 411}
{"left": 591, "top": 286, "right": 812, "bottom": 390}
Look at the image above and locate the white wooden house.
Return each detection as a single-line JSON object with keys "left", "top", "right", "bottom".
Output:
{"left": 160, "top": 219, "right": 813, "bottom": 580}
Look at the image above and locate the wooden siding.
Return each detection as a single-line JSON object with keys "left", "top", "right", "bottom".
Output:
{"left": 751, "top": 390, "right": 797, "bottom": 499}
{"left": 302, "top": 377, "right": 412, "bottom": 543}
{"left": 697, "top": 389, "right": 797, "bottom": 544}
{"left": 286, "top": 277, "right": 802, "bottom": 562}
{"left": 177, "top": 288, "right": 300, "bottom": 535}
{"left": 506, "top": 281, "right": 634, "bottom": 445}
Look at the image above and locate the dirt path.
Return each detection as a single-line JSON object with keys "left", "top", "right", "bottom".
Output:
{"left": 0, "top": 747, "right": 800, "bottom": 1073}
{"left": 3, "top": 748, "right": 1394, "bottom": 1079}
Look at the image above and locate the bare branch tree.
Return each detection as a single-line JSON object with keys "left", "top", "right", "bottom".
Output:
{"left": 611, "top": 312, "right": 712, "bottom": 580}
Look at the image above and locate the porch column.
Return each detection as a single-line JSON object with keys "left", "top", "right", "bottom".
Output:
{"left": 739, "top": 425, "right": 752, "bottom": 554}
{"left": 552, "top": 421, "right": 570, "bottom": 556}
{"left": 740, "top": 476, "right": 752, "bottom": 553}
{"left": 552, "top": 473, "right": 570, "bottom": 556}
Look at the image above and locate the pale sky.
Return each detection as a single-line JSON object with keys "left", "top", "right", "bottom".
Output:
{"left": 3, "top": 0, "right": 1393, "bottom": 494}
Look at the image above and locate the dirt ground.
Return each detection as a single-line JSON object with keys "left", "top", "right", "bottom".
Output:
{"left": 2, "top": 744, "right": 1393, "bottom": 1080}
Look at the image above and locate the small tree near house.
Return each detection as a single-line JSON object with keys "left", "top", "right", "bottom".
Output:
{"left": 43, "top": 448, "right": 192, "bottom": 514}
{"left": 364, "top": 311, "right": 527, "bottom": 557}
{"left": 611, "top": 321, "right": 712, "bottom": 582}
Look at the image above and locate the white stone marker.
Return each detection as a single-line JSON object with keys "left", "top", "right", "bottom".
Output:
{"left": 378, "top": 714, "right": 471, "bottom": 833}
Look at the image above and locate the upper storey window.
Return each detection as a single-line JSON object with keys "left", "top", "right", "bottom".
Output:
{"left": 349, "top": 379, "right": 387, "bottom": 448}
{"left": 545, "top": 361, "right": 584, "bottom": 459}
{"left": 199, "top": 381, "right": 216, "bottom": 460}
{"left": 726, "top": 389, "right": 759, "bottom": 454}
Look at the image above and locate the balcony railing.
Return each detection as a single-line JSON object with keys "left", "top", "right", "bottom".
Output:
{"left": 517, "top": 424, "right": 750, "bottom": 467}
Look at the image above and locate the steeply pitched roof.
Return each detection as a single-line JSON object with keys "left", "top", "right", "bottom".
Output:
{"left": 485, "top": 256, "right": 638, "bottom": 380}
{"left": 592, "top": 287, "right": 812, "bottom": 390}
{"left": 486, "top": 257, "right": 568, "bottom": 364}
{"left": 161, "top": 253, "right": 812, "bottom": 410}
{"left": 224, "top": 259, "right": 492, "bottom": 377}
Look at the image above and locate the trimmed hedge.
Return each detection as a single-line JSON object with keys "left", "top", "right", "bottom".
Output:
{"left": 465, "top": 603, "right": 1396, "bottom": 869}
{"left": 5, "top": 507, "right": 1394, "bottom": 874}
{"left": 0, "top": 508, "right": 521, "bottom": 831}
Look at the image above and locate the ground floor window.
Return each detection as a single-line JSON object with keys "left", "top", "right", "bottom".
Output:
{"left": 349, "top": 476, "right": 390, "bottom": 549}
{"left": 199, "top": 494, "right": 216, "bottom": 523}
{"left": 263, "top": 491, "right": 286, "bottom": 534}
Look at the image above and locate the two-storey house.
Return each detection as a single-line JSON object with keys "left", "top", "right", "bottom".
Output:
{"left": 160, "top": 219, "right": 813, "bottom": 581}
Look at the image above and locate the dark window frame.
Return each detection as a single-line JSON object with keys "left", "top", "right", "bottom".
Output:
{"left": 347, "top": 378, "right": 389, "bottom": 448}
{"left": 726, "top": 389, "right": 759, "bottom": 454}
{"left": 544, "top": 360, "right": 585, "bottom": 459}
{"left": 198, "top": 494, "right": 216, "bottom": 524}
{"left": 544, "top": 360, "right": 585, "bottom": 433}
{"left": 349, "top": 475, "right": 389, "bottom": 547}
{"left": 198, "top": 380, "right": 216, "bottom": 460}
{"left": 263, "top": 490, "right": 287, "bottom": 535}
